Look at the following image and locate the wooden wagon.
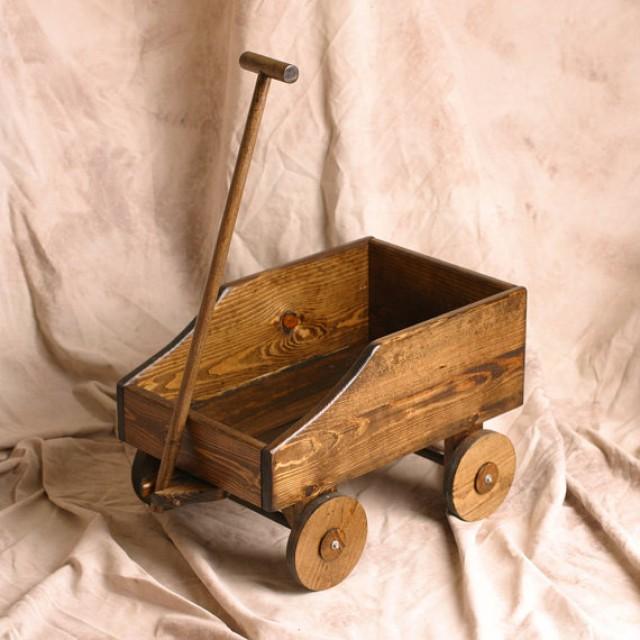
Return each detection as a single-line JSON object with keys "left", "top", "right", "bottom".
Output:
{"left": 117, "top": 53, "right": 526, "bottom": 591}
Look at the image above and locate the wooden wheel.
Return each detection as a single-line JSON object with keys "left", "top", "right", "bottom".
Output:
{"left": 286, "top": 493, "right": 367, "bottom": 590}
{"left": 131, "top": 450, "right": 159, "bottom": 504}
{"left": 444, "top": 430, "right": 516, "bottom": 521}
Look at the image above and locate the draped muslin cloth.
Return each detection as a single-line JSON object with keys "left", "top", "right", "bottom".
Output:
{"left": 1, "top": 1, "right": 639, "bottom": 638}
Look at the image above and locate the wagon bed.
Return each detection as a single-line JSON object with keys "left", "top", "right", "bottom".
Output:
{"left": 118, "top": 237, "right": 525, "bottom": 512}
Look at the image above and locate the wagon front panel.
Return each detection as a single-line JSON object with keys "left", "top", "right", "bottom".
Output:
{"left": 121, "top": 384, "right": 263, "bottom": 506}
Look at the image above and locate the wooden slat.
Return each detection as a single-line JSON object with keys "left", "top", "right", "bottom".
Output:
{"left": 131, "top": 239, "right": 370, "bottom": 401}
{"left": 123, "top": 385, "right": 263, "bottom": 506}
{"left": 193, "top": 344, "right": 365, "bottom": 439}
{"left": 369, "top": 239, "right": 511, "bottom": 339}
{"left": 267, "top": 287, "right": 526, "bottom": 510}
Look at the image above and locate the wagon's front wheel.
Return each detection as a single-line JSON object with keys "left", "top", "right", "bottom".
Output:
{"left": 444, "top": 430, "right": 516, "bottom": 521}
{"left": 287, "top": 493, "right": 367, "bottom": 590}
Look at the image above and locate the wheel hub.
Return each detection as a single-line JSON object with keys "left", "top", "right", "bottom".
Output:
{"left": 475, "top": 461, "right": 499, "bottom": 494}
{"left": 320, "top": 528, "right": 346, "bottom": 561}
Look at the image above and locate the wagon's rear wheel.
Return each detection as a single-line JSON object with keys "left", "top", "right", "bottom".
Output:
{"left": 131, "top": 450, "right": 160, "bottom": 504}
{"left": 287, "top": 493, "right": 367, "bottom": 590}
{"left": 444, "top": 430, "right": 516, "bottom": 521}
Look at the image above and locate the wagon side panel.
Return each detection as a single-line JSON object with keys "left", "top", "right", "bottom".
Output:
{"left": 130, "top": 239, "right": 370, "bottom": 402}
{"left": 122, "top": 385, "right": 263, "bottom": 505}
{"left": 267, "top": 287, "right": 526, "bottom": 510}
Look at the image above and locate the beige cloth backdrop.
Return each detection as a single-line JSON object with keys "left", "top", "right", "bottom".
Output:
{"left": 1, "top": 1, "right": 639, "bottom": 638}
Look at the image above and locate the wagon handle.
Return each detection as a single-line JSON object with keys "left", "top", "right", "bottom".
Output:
{"left": 239, "top": 52, "right": 299, "bottom": 83}
{"left": 155, "top": 52, "right": 299, "bottom": 493}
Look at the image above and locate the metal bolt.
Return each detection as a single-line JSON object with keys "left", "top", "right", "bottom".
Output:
{"left": 141, "top": 479, "right": 154, "bottom": 497}
{"left": 475, "top": 462, "right": 499, "bottom": 494}
{"left": 330, "top": 539, "right": 341, "bottom": 551}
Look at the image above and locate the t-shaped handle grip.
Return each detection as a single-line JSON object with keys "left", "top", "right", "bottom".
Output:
{"left": 239, "top": 51, "right": 299, "bottom": 83}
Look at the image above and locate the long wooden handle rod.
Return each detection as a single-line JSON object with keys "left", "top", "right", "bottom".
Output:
{"left": 155, "top": 53, "right": 298, "bottom": 491}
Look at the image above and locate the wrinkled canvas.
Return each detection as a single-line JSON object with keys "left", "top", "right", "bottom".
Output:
{"left": 1, "top": 1, "right": 639, "bottom": 638}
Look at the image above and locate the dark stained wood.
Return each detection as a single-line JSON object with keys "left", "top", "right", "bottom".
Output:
{"left": 257, "top": 420, "right": 300, "bottom": 446}
{"left": 444, "top": 430, "right": 516, "bottom": 521}
{"left": 227, "top": 495, "right": 290, "bottom": 528}
{"left": 415, "top": 446, "right": 445, "bottom": 465}
{"left": 193, "top": 344, "right": 365, "bottom": 439}
{"left": 369, "top": 239, "right": 511, "bottom": 340}
{"left": 444, "top": 423, "right": 482, "bottom": 466}
{"left": 117, "top": 318, "right": 195, "bottom": 441}
{"left": 130, "top": 450, "right": 226, "bottom": 512}
{"left": 286, "top": 493, "right": 367, "bottom": 591}
{"left": 132, "top": 239, "right": 369, "bottom": 402}
{"left": 151, "top": 481, "right": 226, "bottom": 511}
{"left": 116, "top": 43, "right": 529, "bottom": 592}
{"left": 156, "top": 60, "right": 286, "bottom": 490}
{"left": 120, "top": 236, "right": 526, "bottom": 522}
{"left": 266, "top": 286, "right": 526, "bottom": 510}
{"left": 319, "top": 528, "right": 346, "bottom": 562}
{"left": 123, "top": 385, "right": 263, "bottom": 506}
{"left": 474, "top": 461, "right": 499, "bottom": 495}
{"left": 281, "top": 486, "right": 337, "bottom": 528}
{"left": 131, "top": 450, "right": 162, "bottom": 503}
{"left": 239, "top": 51, "right": 299, "bottom": 83}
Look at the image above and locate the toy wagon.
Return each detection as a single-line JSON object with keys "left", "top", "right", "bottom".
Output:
{"left": 117, "top": 53, "right": 526, "bottom": 591}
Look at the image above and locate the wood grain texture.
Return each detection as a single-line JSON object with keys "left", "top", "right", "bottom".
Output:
{"left": 445, "top": 424, "right": 482, "bottom": 466}
{"left": 116, "top": 318, "right": 195, "bottom": 441}
{"left": 131, "top": 239, "right": 369, "bottom": 402}
{"left": 267, "top": 286, "right": 526, "bottom": 510}
{"left": 281, "top": 487, "right": 337, "bottom": 527}
{"left": 151, "top": 480, "right": 226, "bottom": 511}
{"left": 286, "top": 493, "right": 367, "bottom": 591}
{"left": 130, "top": 450, "right": 226, "bottom": 511}
{"left": 444, "top": 430, "right": 516, "bottom": 521}
{"left": 123, "top": 385, "right": 263, "bottom": 505}
{"left": 239, "top": 51, "right": 299, "bottom": 83}
{"left": 156, "top": 70, "right": 275, "bottom": 489}
{"left": 119, "top": 237, "right": 526, "bottom": 515}
{"left": 193, "top": 345, "right": 364, "bottom": 439}
{"left": 369, "top": 239, "right": 511, "bottom": 339}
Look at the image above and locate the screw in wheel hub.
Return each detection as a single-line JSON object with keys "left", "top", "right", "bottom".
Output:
{"left": 475, "top": 461, "right": 499, "bottom": 495}
{"left": 320, "top": 528, "right": 346, "bottom": 562}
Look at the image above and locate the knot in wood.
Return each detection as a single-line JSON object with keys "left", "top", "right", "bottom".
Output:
{"left": 280, "top": 310, "right": 302, "bottom": 333}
